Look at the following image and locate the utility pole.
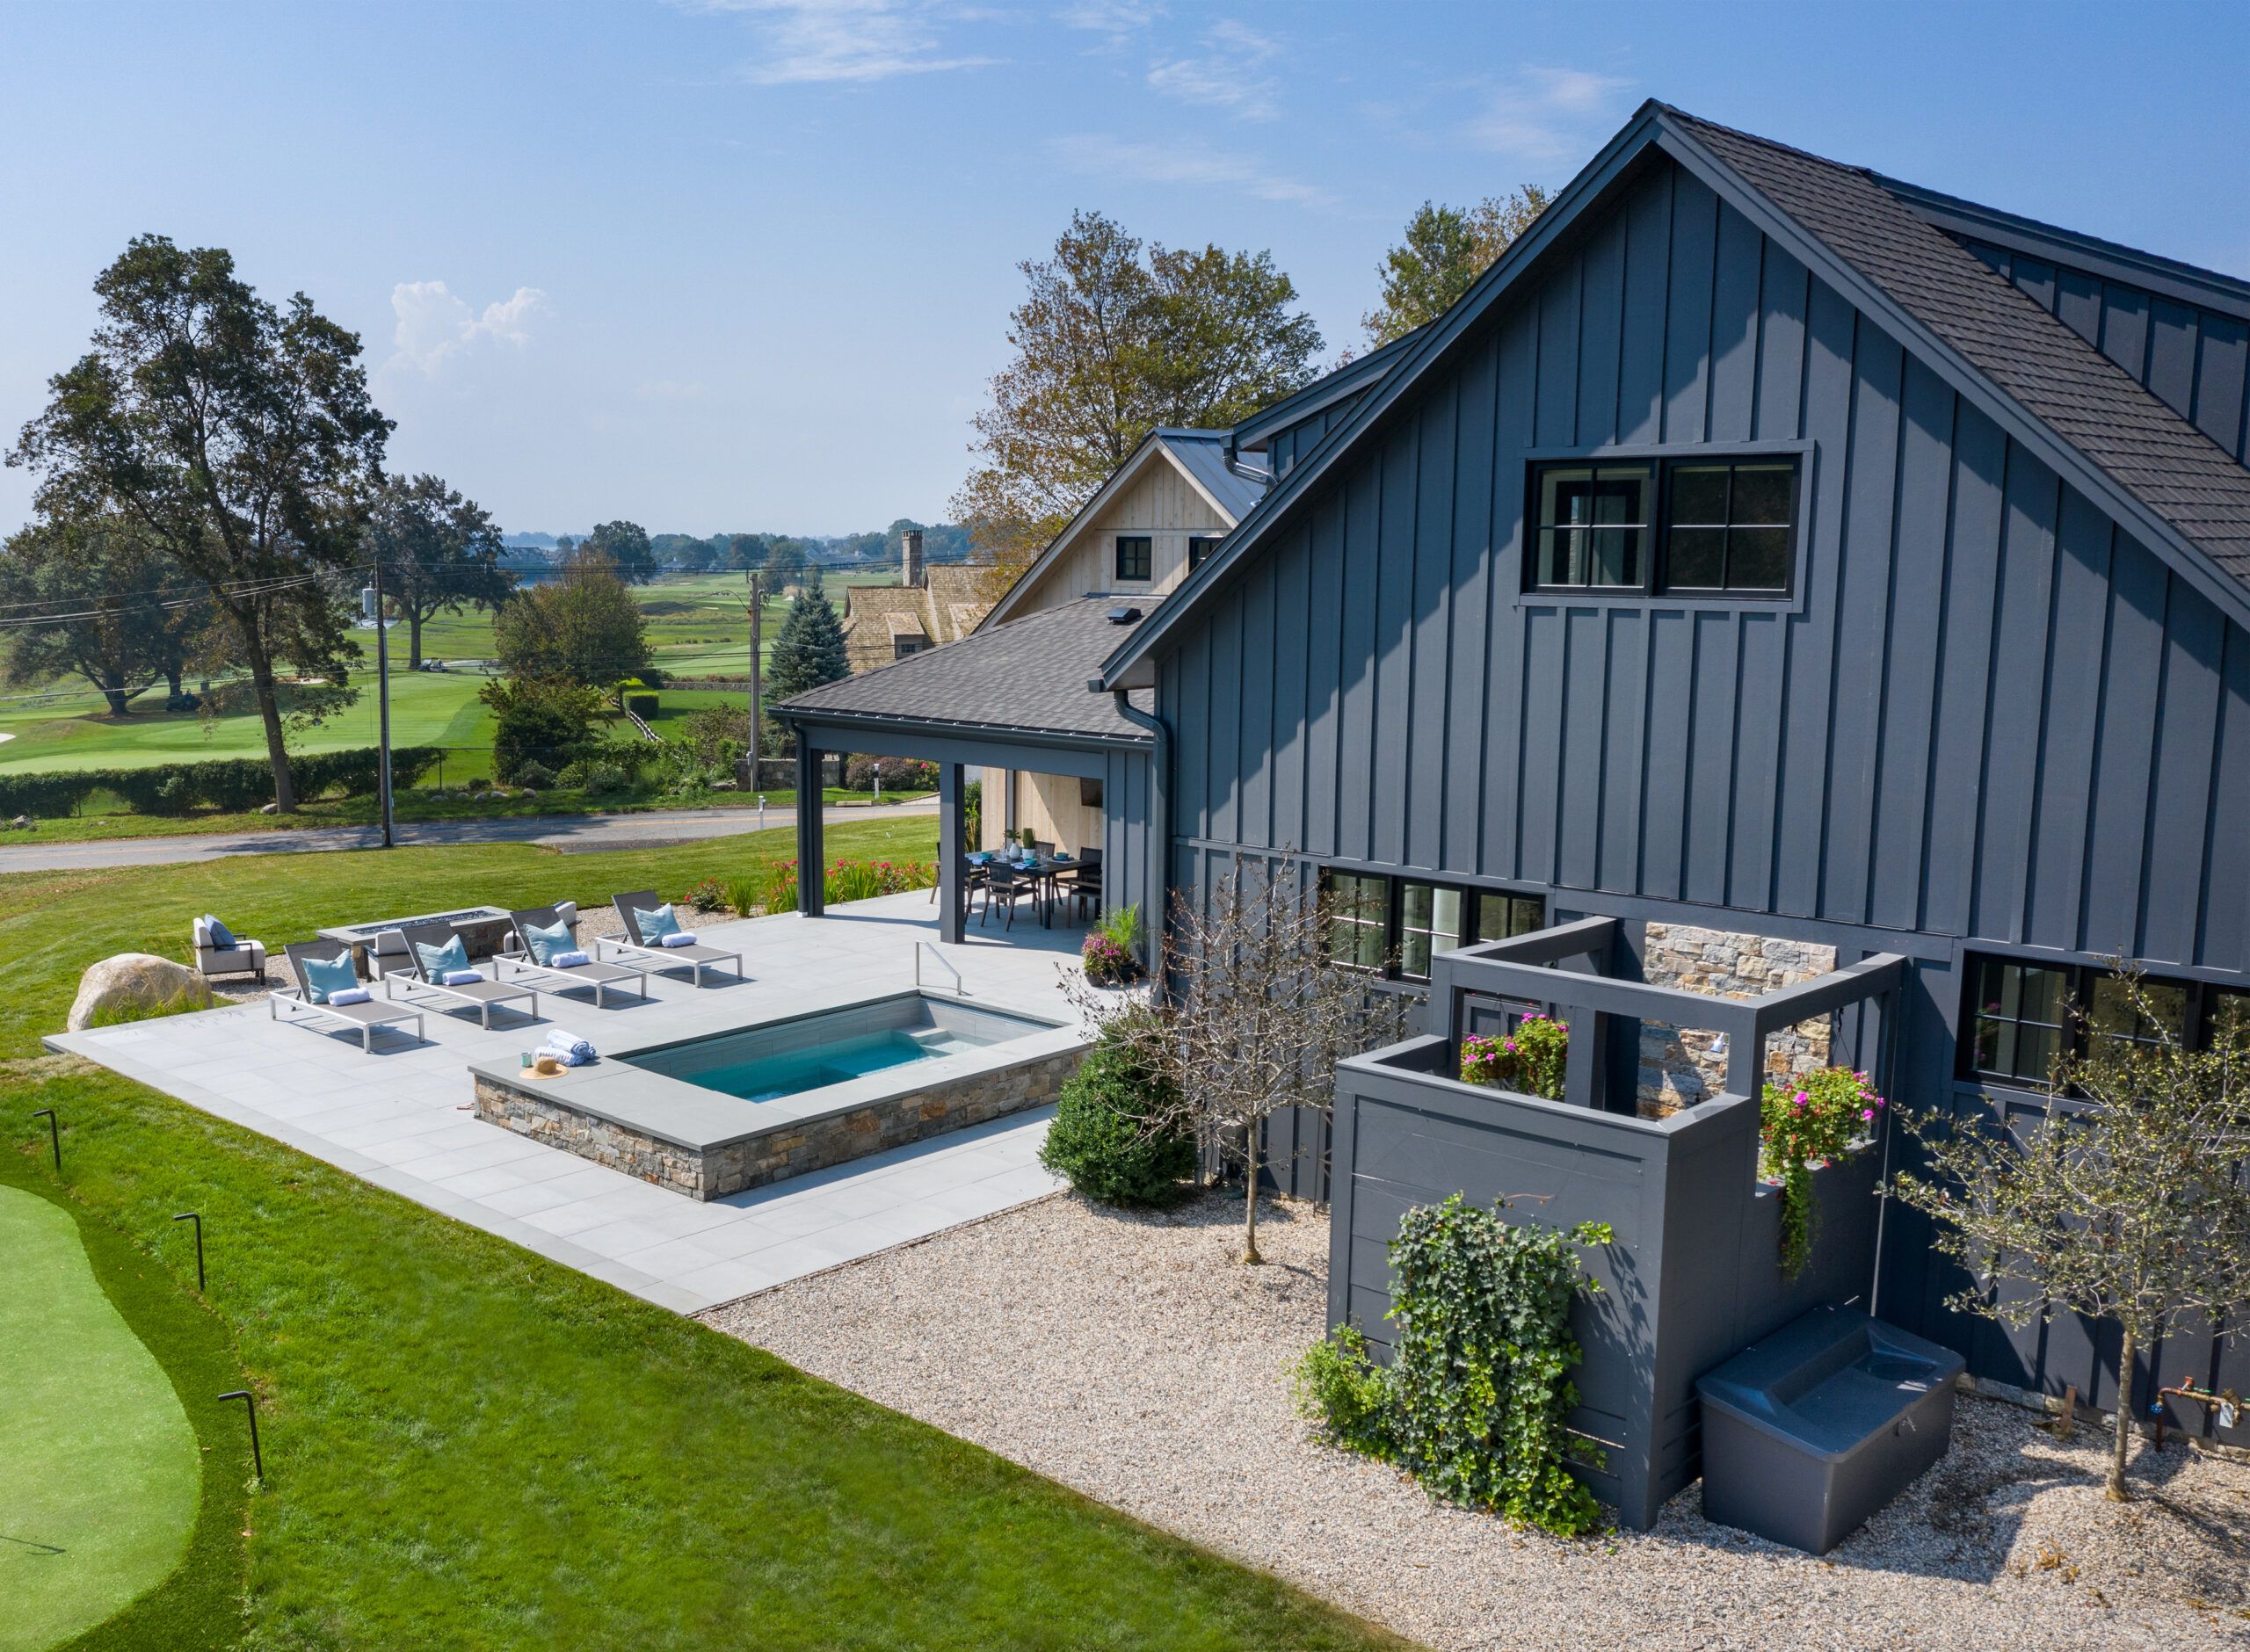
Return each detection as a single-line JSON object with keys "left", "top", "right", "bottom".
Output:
{"left": 372, "top": 549, "right": 394, "bottom": 849}
{"left": 744, "top": 571, "right": 763, "bottom": 794}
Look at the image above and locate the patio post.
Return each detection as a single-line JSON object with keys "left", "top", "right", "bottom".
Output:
{"left": 795, "top": 743, "right": 824, "bottom": 917}
{"left": 938, "top": 762, "right": 966, "bottom": 944}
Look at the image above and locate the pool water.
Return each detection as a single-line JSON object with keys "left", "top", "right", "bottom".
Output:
{"left": 687, "top": 1028, "right": 978, "bottom": 1103}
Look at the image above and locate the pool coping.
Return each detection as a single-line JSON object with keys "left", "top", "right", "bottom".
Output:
{"left": 463, "top": 989, "right": 1085, "bottom": 1156}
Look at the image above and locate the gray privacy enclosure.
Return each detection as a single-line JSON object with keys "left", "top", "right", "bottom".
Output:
{"left": 1330, "top": 918, "right": 1904, "bottom": 1532}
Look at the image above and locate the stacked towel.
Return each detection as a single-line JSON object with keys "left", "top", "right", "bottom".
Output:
{"left": 551, "top": 949, "right": 592, "bottom": 968}
{"left": 545, "top": 1030, "right": 596, "bottom": 1065}
{"left": 442, "top": 968, "right": 485, "bottom": 986}
{"left": 327, "top": 987, "right": 373, "bottom": 1007}
{"left": 660, "top": 931, "right": 698, "bottom": 948}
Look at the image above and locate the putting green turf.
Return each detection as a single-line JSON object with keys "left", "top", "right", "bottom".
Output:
{"left": 0, "top": 1185, "right": 200, "bottom": 1651}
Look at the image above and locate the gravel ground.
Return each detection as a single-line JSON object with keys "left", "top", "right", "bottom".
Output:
{"left": 708, "top": 1190, "right": 2250, "bottom": 1651}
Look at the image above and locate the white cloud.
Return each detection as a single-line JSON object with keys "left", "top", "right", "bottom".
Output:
{"left": 1049, "top": 134, "right": 1333, "bottom": 207}
{"left": 1463, "top": 67, "right": 1635, "bottom": 163}
{"left": 697, "top": 0, "right": 997, "bottom": 85}
{"left": 1057, "top": 0, "right": 1162, "bottom": 39}
{"left": 388, "top": 281, "right": 549, "bottom": 374}
{"left": 1146, "top": 19, "right": 1279, "bottom": 121}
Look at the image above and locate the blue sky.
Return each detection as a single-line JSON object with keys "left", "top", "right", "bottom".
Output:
{"left": 3, "top": 0, "right": 2245, "bottom": 539}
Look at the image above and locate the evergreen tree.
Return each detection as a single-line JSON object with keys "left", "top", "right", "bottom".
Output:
{"left": 766, "top": 583, "right": 849, "bottom": 702}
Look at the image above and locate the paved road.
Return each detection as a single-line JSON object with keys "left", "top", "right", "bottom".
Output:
{"left": 0, "top": 799, "right": 940, "bottom": 873}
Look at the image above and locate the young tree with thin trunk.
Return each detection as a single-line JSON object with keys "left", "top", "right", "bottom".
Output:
{"left": 367, "top": 473, "right": 514, "bottom": 670}
{"left": 1118, "top": 856, "right": 1413, "bottom": 1264}
{"left": 9, "top": 236, "right": 390, "bottom": 811}
{"left": 1891, "top": 967, "right": 2250, "bottom": 1501}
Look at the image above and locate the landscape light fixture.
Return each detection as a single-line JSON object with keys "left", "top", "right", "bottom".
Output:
{"left": 173, "top": 1211, "right": 205, "bottom": 1291}
{"left": 219, "top": 1389, "right": 264, "bottom": 1480}
{"left": 29, "top": 1108, "right": 58, "bottom": 1172}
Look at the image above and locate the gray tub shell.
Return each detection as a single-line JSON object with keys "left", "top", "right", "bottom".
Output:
{"left": 1695, "top": 1304, "right": 1965, "bottom": 1554}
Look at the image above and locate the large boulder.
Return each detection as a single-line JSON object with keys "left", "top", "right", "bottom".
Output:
{"left": 67, "top": 953, "right": 214, "bottom": 1032}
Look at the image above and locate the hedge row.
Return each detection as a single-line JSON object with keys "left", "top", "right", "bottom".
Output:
{"left": 0, "top": 745, "right": 444, "bottom": 818}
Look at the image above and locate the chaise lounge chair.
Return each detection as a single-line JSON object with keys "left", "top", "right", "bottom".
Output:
{"left": 382, "top": 922, "right": 541, "bottom": 1028}
{"left": 271, "top": 940, "right": 425, "bottom": 1052}
{"left": 497, "top": 905, "right": 649, "bottom": 1007}
{"left": 599, "top": 890, "right": 744, "bottom": 987}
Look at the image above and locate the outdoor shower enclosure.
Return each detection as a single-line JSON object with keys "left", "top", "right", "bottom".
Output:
{"left": 1328, "top": 917, "right": 1905, "bottom": 1531}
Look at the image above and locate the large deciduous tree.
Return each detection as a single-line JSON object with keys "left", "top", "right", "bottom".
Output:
{"left": 765, "top": 580, "right": 849, "bottom": 704}
{"left": 951, "top": 210, "right": 1323, "bottom": 597}
{"left": 1361, "top": 187, "right": 1551, "bottom": 348}
{"left": 1891, "top": 967, "right": 2250, "bottom": 1501}
{"left": 368, "top": 473, "right": 514, "bottom": 670}
{"left": 9, "top": 236, "right": 389, "bottom": 811}
{"left": 493, "top": 549, "right": 650, "bottom": 687}
{"left": 584, "top": 519, "right": 657, "bottom": 585}
{"left": 0, "top": 511, "right": 218, "bottom": 714}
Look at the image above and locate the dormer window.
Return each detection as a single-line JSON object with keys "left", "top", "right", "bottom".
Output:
{"left": 1187, "top": 535, "right": 1219, "bottom": 572}
{"left": 1527, "top": 455, "right": 1799, "bottom": 598}
{"left": 1114, "top": 535, "right": 1152, "bottom": 581}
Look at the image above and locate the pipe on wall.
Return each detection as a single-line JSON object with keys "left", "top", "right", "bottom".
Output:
{"left": 1112, "top": 689, "right": 1168, "bottom": 964}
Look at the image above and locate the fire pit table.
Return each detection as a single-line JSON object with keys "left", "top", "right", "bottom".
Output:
{"left": 317, "top": 905, "right": 517, "bottom": 979}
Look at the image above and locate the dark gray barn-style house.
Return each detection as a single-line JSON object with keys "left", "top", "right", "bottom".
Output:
{"left": 780, "top": 102, "right": 2250, "bottom": 1523}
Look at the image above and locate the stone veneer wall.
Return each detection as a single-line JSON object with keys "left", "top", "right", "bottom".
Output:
{"left": 1636, "top": 924, "right": 1836, "bottom": 1120}
{"left": 474, "top": 1044, "right": 1085, "bottom": 1200}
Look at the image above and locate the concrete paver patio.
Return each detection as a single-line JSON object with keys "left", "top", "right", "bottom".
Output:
{"left": 47, "top": 891, "right": 1085, "bottom": 1313}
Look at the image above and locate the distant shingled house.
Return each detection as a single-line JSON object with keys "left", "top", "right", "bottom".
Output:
{"left": 839, "top": 530, "right": 991, "bottom": 674}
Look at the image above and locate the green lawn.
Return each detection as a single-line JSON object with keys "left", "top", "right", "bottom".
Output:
{"left": 0, "top": 1185, "right": 200, "bottom": 1651}
{"left": 0, "top": 830, "right": 1403, "bottom": 1651}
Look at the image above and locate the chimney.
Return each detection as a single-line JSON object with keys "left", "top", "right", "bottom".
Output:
{"left": 902, "top": 528, "right": 925, "bottom": 589}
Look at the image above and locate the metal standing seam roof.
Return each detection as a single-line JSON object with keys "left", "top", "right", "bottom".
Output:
{"left": 1664, "top": 108, "right": 2250, "bottom": 586}
{"left": 775, "top": 598, "right": 1154, "bottom": 743}
{"left": 1157, "top": 428, "right": 1268, "bottom": 521}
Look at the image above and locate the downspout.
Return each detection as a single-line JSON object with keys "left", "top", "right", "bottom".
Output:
{"left": 1111, "top": 688, "right": 1169, "bottom": 969}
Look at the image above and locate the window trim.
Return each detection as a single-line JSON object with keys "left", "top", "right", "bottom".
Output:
{"left": 1956, "top": 950, "right": 2249, "bottom": 1090}
{"left": 1114, "top": 533, "right": 1153, "bottom": 582}
{"left": 1187, "top": 534, "right": 1220, "bottom": 572}
{"left": 1317, "top": 866, "right": 1548, "bottom": 982}
{"left": 1514, "top": 438, "right": 1817, "bottom": 612}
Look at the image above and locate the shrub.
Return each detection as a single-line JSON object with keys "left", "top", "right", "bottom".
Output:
{"left": 843, "top": 755, "right": 937, "bottom": 792}
{"left": 685, "top": 877, "right": 729, "bottom": 914}
{"left": 482, "top": 675, "right": 606, "bottom": 780}
{"left": 1760, "top": 1066, "right": 1883, "bottom": 1275}
{"left": 761, "top": 860, "right": 799, "bottom": 913}
{"left": 1095, "top": 902, "right": 1143, "bottom": 954}
{"left": 725, "top": 878, "right": 764, "bottom": 917}
{"left": 511, "top": 759, "right": 557, "bottom": 790}
{"left": 1460, "top": 1013, "right": 1568, "bottom": 1100}
{"left": 1293, "top": 1195, "right": 1612, "bottom": 1539}
{"left": 824, "top": 858, "right": 936, "bottom": 902}
{"left": 555, "top": 759, "right": 589, "bottom": 789}
{"left": 1039, "top": 1014, "right": 1195, "bottom": 1206}
{"left": 626, "top": 693, "right": 657, "bottom": 719}
{"left": 465, "top": 777, "right": 491, "bottom": 793}
{"left": 583, "top": 761, "right": 628, "bottom": 796}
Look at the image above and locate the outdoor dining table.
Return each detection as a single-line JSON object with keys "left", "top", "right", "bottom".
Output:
{"left": 964, "top": 852, "right": 1089, "bottom": 928}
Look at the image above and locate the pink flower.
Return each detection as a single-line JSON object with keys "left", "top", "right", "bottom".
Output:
{"left": 1861, "top": 1108, "right": 1876, "bottom": 1120}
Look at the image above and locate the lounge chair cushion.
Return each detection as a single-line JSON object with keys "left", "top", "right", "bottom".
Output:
{"left": 415, "top": 935, "right": 470, "bottom": 979}
{"left": 633, "top": 902, "right": 681, "bottom": 943}
{"left": 522, "top": 917, "right": 574, "bottom": 966}
{"left": 301, "top": 953, "right": 359, "bottom": 1005}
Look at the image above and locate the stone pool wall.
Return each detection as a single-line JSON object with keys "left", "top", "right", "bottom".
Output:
{"left": 474, "top": 1044, "right": 1085, "bottom": 1200}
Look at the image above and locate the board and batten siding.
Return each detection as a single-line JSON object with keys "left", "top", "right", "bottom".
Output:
{"left": 1959, "top": 235, "right": 2250, "bottom": 467}
{"left": 1157, "top": 156, "right": 2250, "bottom": 979}
{"left": 1017, "top": 451, "right": 1232, "bottom": 611}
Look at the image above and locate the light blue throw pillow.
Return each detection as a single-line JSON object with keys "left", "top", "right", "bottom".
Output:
{"left": 523, "top": 917, "right": 573, "bottom": 966}
{"left": 301, "top": 953, "right": 359, "bottom": 1005}
{"left": 415, "top": 935, "right": 469, "bottom": 980}
{"left": 634, "top": 903, "right": 680, "bottom": 943}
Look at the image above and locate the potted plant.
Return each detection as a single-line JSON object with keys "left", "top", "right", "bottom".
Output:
{"left": 1760, "top": 1066, "right": 1883, "bottom": 1275}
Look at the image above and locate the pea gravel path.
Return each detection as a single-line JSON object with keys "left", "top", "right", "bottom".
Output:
{"left": 708, "top": 1190, "right": 2250, "bottom": 1651}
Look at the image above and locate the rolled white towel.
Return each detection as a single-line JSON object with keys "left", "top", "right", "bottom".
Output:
{"left": 545, "top": 1030, "right": 595, "bottom": 1061}
{"left": 442, "top": 968, "right": 485, "bottom": 986}
{"left": 327, "top": 987, "right": 373, "bottom": 1006}
{"left": 551, "top": 1047, "right": 590, "bottom": 1066}
{"left": 659, "top": 931, "right": 698, "bottom": 948}
{"left": 551, "top": 949, "right": 591, "bottom": 968}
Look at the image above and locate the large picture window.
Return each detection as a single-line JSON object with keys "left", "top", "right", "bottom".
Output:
{"left": 1528, "top": 454, "right": 1800, "bottom": 598}
{"left": 1320, "top": 869, "right": 1546, "bottom": 982}
{"left": 1962, "top": 954, "right": 2247, "bottom": 1086}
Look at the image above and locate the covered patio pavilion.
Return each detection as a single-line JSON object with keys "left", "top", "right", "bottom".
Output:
{"left": 773, "top": 599, "right": 1160, "bottom": 947}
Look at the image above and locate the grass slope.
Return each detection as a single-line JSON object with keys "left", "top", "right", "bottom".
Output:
{"left": 0, "top": 1185, "right": 200, "bottom": 1651}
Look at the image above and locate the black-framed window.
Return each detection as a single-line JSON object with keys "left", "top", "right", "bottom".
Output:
{"left": 1187, "top": 535, "right": 1219, "bottom": 571}
{"left": 1528, "top": 455, "right": 1799, "bottom": 597}
{"left": 893, "top": 637, "right": 926, "bottom": 660}
{"left": 1963, "top": 954, "right": 2244, "bottom": 1086}
{"left": 1320, "top": 868, "right": 1546, "bottom": 982}
{"left": 1114, "top": 535, "right": 1152, "bottom": 581}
